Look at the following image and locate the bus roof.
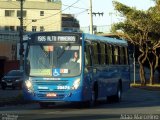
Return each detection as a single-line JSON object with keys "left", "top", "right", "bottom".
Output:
{"left": 83, "top": 33, "right": 128, "bottom": 46}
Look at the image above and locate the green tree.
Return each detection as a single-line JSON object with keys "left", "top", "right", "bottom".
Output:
{"left": 112, "top": 1, "right": 160, "bottom": 85}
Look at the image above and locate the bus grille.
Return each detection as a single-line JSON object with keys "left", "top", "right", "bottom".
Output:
{"left": 33, "top": 80, "right": 69, "bottom": 85}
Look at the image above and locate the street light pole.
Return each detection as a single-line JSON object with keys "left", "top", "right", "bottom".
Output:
{"left": 19, "top": 0, "right": 24, "bottom": 71}
{"left": 89, "top": 0, "right": 93, "bottom": 34}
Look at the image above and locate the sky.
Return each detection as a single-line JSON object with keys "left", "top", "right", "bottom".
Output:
{"left": 61, "top": 0, "right": 155, "bottom": 29}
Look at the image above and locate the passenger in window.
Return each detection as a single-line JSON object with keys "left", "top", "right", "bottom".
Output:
{"left": 70, "top": 51, "right": 80, "bottom": 63}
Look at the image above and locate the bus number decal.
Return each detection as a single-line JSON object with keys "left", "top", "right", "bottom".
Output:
{"left": 38, "top": 36, "right": 46, "bottom": 41}
{"left": 57, "top": 86, "right": 70, "bottom": 90}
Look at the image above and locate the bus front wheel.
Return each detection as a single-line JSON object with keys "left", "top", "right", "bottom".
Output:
{"left": 90, "top": 91, "right": 96, "bottom": 107}
{"left": 89, "top": 85, "right": 98, "bottom": 107}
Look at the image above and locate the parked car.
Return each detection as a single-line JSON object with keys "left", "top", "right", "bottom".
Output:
{"left": 1, "top": 70, "right": 24, "bottom": 90}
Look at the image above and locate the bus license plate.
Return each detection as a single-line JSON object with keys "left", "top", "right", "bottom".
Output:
{"left": 46, "top": 93, "right": 57, "bottom": 97}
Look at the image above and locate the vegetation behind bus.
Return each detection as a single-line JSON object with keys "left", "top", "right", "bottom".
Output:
{"left": 112, "top": 1, "right": 160, "bottom": 85}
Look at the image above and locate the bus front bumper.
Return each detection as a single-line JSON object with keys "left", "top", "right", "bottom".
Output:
{"left": 23, "top": 89, "right": 84, "bottom": 102}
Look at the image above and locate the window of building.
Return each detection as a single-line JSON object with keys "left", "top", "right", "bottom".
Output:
{"left": 32, "top": 26, "right": 37, "bottom": 31}
{"left": 40, "top": 26, "right": 44, "bottom": 31}
{"left": 40, "top": 11, "right": 44, "bottom": 16}
{"left": 23, "top": 26, "right": 26, "bottom": 31}
{"left": 16, "top": 26, "right": 26, "bottom": 31}
{"left": 4, "top": 26, "right": 15, "bottom": 31}
{"left": 16, "top": 0, "right": 26, "bottom": 1}
{"left": 5, "top": 10, "right": 15, "bottom": 17}
{"left": 17, "top": 10, "right": 26, "bottom": 18}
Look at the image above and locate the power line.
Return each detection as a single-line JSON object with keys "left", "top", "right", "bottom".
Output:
{"left": 25, "top": 0, "right": 81, "bottom": 21}
{"left": 74, "top": 9, "right": 88, "bottom": 17}
{"left": 62, "top": 4, "right": 88, "bottom": 10}
{"left": 44, "top": 9, "right": 88, "bottom": 27}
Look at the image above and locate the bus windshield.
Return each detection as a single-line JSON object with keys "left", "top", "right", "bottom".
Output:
{"left": 27, "top": 44, "right": 81, "bottom": 77}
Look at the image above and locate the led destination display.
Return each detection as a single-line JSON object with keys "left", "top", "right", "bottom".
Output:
{"left": 36, "top": 35, "right": 77, "bottom": 42}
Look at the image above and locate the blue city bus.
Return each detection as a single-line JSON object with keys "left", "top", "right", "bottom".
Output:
{"left": 22, "top": 31, "right": 130, "bottom": 107}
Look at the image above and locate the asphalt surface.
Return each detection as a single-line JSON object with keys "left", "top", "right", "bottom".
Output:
{"left": 0, "top": 87, "right": 160, "bottom": 120}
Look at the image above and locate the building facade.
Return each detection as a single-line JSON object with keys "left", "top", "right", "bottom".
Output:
{"left": 0, "top": 0, "right": 62, "bottom": 60}
{"left": 0, "top": 0, "right": 62, "bottom": 79}
{"left": 62, "top": 14, "right": 80, "bottom": 32}
{"left": 0, "top": 0, "right": 62, "bottom": 32}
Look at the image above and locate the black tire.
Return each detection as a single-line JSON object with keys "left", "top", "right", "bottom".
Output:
{"left": 107, "top": 84, "right": 122, "bottom": 103}
{"left": 114, "top": 85, "right": 122, "bottom": 102}
{"left": 83, "top": 90, "right": 97, "bottom": 108}
{"left": 89, "top": 84, "right": 98, "bottom": 107}
{"left": 89, "top": 91, "right": 96, "bottom": 107}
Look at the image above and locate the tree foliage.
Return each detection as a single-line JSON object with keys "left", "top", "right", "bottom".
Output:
{"left": 112, "top": 0, "right": 160, "bottom": 85}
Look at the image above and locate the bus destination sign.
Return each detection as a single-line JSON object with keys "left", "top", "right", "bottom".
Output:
{"left": 36, "top": 35, "right": 76, "bottom": 42}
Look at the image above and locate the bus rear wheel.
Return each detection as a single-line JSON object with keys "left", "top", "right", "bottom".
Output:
{"left": 114, "top": 84, "right": 122, "bottom": 102}
{"left": 107, "top": 84, "right": 122, "bottom": 103}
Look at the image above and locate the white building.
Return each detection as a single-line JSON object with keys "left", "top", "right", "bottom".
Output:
{"left": 0, "top": 0, "right": 62, "bottom": 32}
{"left": 0, "top": 0, "right": 62, "bottom": 60}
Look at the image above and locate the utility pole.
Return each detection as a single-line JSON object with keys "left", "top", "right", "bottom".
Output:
{"left": 19, "top": 0, "right": 24, "bottom": 71}
{"left": 89, "top": 0, "right": 93, "bottom": 34}
{"left": 89, "top": 0, "right": 103, "bottom": 34}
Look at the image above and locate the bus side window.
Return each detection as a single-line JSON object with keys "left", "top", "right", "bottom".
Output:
{"left": 106, "top": 44, "right": 113, "bottom": 65}
{"left": 92, "top": 42, "right": 99, "bottom": 65}
{"left": 119, "top": 46, "right": 125, "bottom": 64}
{"left": 113, "top": 46, "right": 119, "bottom": 64}
{"left": 85, "top": 44, "right": 92, "bottom": 73}
{"left": 124, "top": 47, "right": 129, "bottom": 65}
{"left": 100, "top": 43, "right": 105, "bottom": 65}
{"left": 85, "top": 46, "right": 92, "bottom": 66}
{"left": 97, "top": 43, "right": 101, "bottom": 64}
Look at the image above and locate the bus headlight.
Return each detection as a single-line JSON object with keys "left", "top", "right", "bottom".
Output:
{"left": 71, "top": 78, "right": 81, "bottom": 90}
{"left": 25, "top": 80, "right": 33, "bottom": 91}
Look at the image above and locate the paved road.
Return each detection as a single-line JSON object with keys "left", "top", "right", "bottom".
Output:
{"left": 0, "top": 89, "right": 21, "bottom": 99}
{"left": 0, "top": 88, "right": 160, "bottom": 120}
